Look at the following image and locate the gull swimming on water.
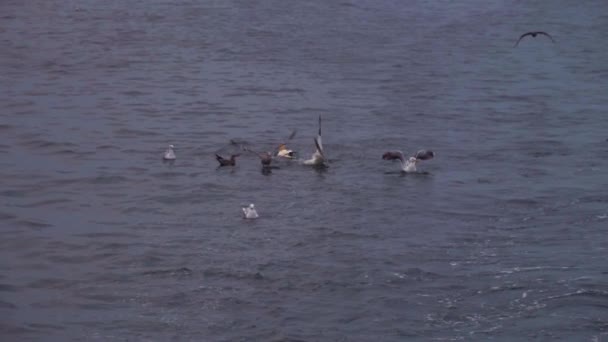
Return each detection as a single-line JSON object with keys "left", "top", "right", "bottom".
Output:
{"left": 215, "top": 153, "right": 240, "bottom": 167}
{"left": 382, "top": 149, "right": 435, "bottom": 173}
{"left": 514, "top": 31, "right": 555, "bottom": 47}
{"left": 303, "top": 116, "right": 327, "bottom": 167}
{"left": 242, "top": 203, "right": 259, "bottom": 219}
{"left": 163, "top": 144, "right": 176, "bottom": 160}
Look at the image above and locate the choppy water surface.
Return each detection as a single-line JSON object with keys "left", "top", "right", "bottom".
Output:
{"left": 1, "top": 0, "right": 608, "bottom": 340}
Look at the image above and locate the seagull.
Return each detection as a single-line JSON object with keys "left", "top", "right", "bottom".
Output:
{"left": 163, "top": 144, "right": 176, "bottom": 160}
{"left": 303, "top": 116, "right": 327, "bottom": 167}
{"left": 514, "top": 31, "right": 555, "bottom": 47}
{"left": 215, "top": 153, "right": 240, "bottom": 167}
{"left": 382, "top": 149, "right": 435, "bottom": 173}
{"left": 242, "top": 203, "right": 259, "bottom": 219}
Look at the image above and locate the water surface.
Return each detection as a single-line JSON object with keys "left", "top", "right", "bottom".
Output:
{"left": 1, "top": 0, "right": 607, "bottom": 340}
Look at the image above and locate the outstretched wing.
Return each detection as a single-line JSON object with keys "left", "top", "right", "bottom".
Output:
{"left": 314, "top": 136, "right": 325, "bottom": 159}
{"left": 215, "top": 154, "right": 225, "bottom": 162}
{"left": 514, "top": 32, "right": 533, "bottom": 47}
{"left": 244, "top": 147, "right": 272, "bottom": 165}
{"left": 315, "top": 115, "right": 325, "bottom": 158}
{"left": 288, "top": 128, "right": 297, "bottom": 140}
{"left": 318, "top": 115, "right": 322, "bottom": 137}
{"left": 243, "top": 147, "right": 261, "bottom": 158}
{"left": 382, "top": 151, "right": 405, "bottom": 162}
{"left": 537, "top": 31, "right": 556, "bottom": 43}
{"left": 415, "top": 149, "right": 435, "bottom": 161}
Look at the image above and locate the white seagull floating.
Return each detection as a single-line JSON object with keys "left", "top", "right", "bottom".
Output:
{"left": 242, "top": 203, "right": 259, "bottom": 219}
{"left": 382, "top": 149, "right": 435, "bottom": 173}
{"left": 303, "top": 116, "right": 328, "bottom": 167}
{"left": 163, "top": 144, "right": 176, "bottom": 160}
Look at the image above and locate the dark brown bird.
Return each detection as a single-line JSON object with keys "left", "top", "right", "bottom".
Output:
{"left": 244, "top": 148, "right": 273, "bottom": 168}
{"left": 215, "top": 154, "right": 239, "bottom": 167}
{"left": 514, "top": 31, "right": 555, "bottom": 47}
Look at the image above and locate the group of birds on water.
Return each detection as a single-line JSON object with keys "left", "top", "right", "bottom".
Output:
{"left": 162, "top": 115, "right": 435, "bottom": 219}
{"left": 160, "top": 30, "right": 555, "bottom": 219}
{"left": 162, "top": 115, "right": 436, "bottom": 174}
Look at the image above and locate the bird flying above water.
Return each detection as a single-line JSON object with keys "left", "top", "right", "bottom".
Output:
{"left": 514, "top": 31, "right": 555, "bottom": 47}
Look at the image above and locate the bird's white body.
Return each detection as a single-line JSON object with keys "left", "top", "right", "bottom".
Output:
{"left": 277, "top": 148, "right": 295, "bottom": 159}
{"left": 303, "top": 116, "right": 327, "bottom": 167}
{"left": 242, "top": 204, "right": 259, "bottom": 219}
{"left": 163, "top": 145, "right": 176, "bottom": 160}
{"left": 403, "top": 157, "right": 417, "bottom": 173}
{"left": 303, "top": 149, "right": 324, "bottom": 166}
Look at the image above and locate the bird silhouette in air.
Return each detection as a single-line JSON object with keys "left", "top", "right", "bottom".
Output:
{"left": 514, "top": 31, "right": 555, "bottom": 47}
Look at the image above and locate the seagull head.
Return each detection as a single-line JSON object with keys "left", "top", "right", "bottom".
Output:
{"left": 249, "top": 203, "right": 255, "bottom": 209}
{"left": 169, "top": 144, "right": 174, "bottom": 149}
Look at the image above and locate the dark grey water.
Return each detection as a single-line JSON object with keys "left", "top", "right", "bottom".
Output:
{"left": 2, "top": 0, "right": 608, "bottom": 341}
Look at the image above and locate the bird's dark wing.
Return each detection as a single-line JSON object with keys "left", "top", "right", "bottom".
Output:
{"left": 272, "top": 129, "right": 298, "bottom": 155}
{"left": 537, "top": 31, "right": 556, "bottom": 43}
{"left": 318, "top": 115, "right": 322, "bottom": 137}
{"left": 514, "top": 32, "right": 533, "bottom": 47}
{"left": 243, "top": 147, "right": 260, "bottom": 157}
{"left": 243, "top": 147, "right": 269, "bottom": 162}
{"left": 415, "top": 149, "right": 435, "bottom": 161}
{"left": 382, "top": 151, "right": 404, "bottom": 162}
{"left": 288, "top": 129, "right": 297, "bottom": 140}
